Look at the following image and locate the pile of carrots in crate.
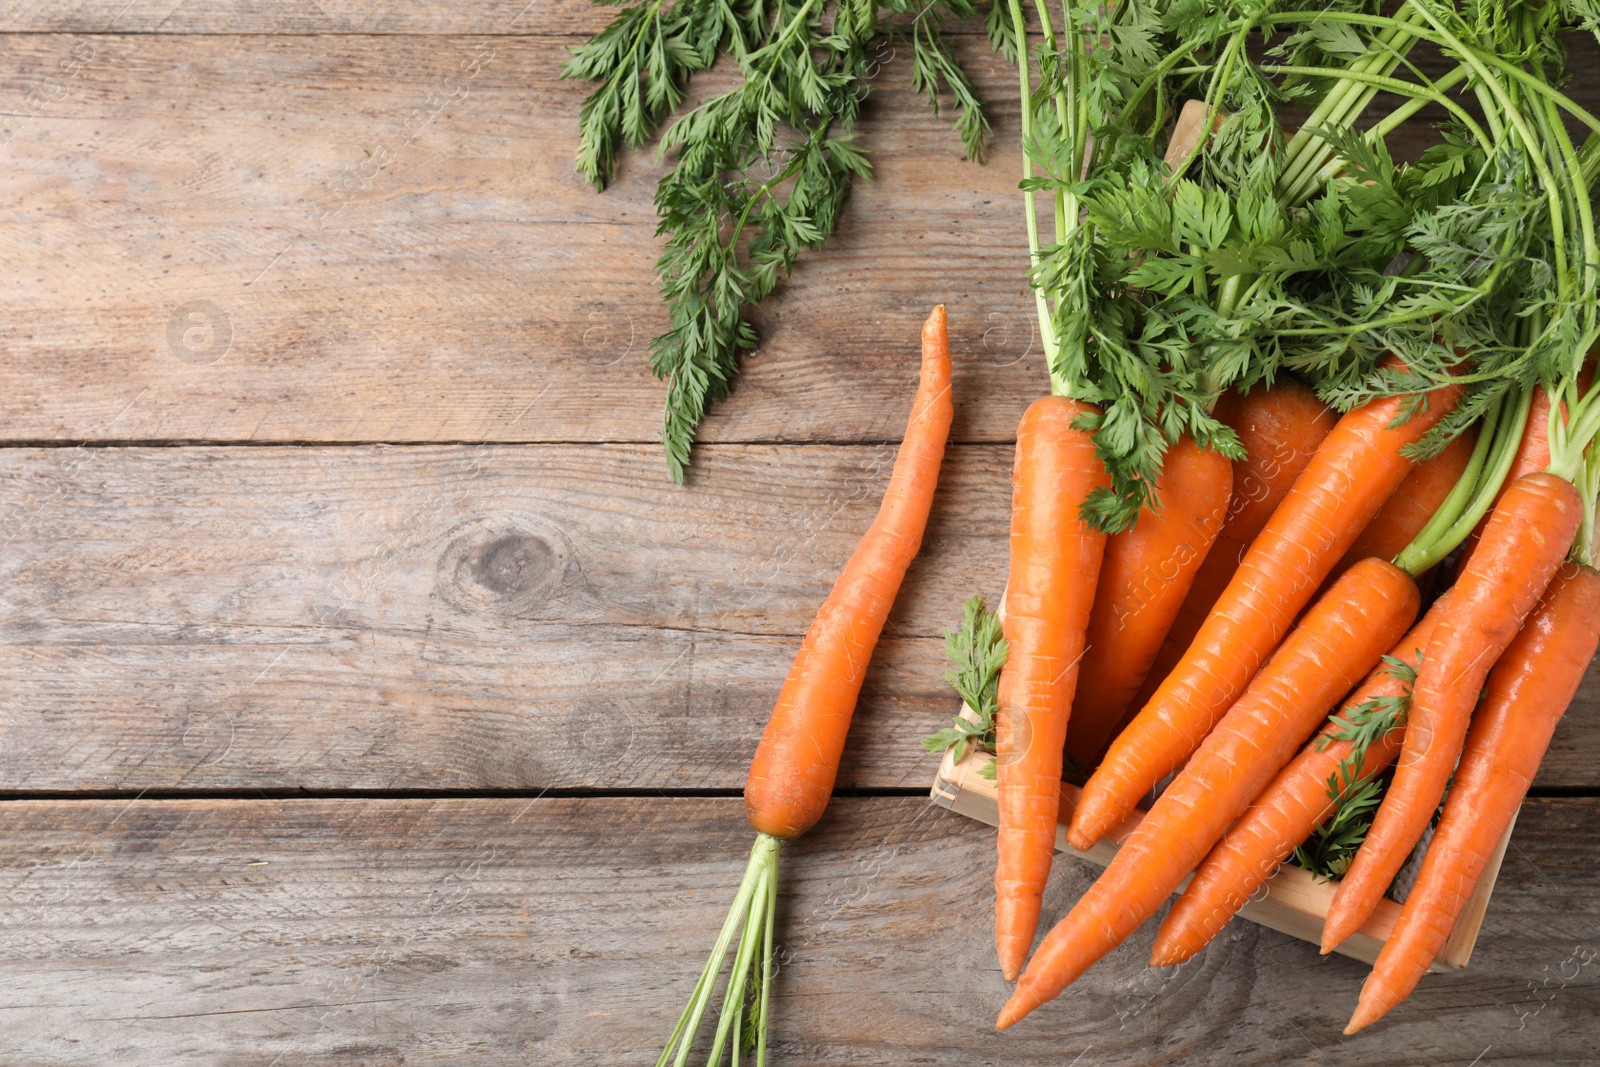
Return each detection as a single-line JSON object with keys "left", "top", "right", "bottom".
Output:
{"left": 956, "top": 0, "right": 1600, "bottom": 1034}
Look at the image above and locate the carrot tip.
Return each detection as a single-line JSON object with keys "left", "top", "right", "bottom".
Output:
{"left": 1344, "top": 1001, "right": 1383, "bottom": 1035}
{"left": 996, "top": 1001, "right": 1024, "bottom": 1031}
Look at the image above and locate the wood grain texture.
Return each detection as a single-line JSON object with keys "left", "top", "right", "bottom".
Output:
{"left": 0, "top": 443, "right": 1009, "bottom": 792}
{"left": 0, "top": 795, "right": 1594, "bottom": 1065}
{"left": 0, "top": 31, "right": 1048, "bottom": 445}
{"left": 6, "top": 441, "right": 1600, "bottom": 792}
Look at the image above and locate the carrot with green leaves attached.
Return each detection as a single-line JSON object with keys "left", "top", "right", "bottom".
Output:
{"left": 994, "top": 394, "right": 1110, "bottom": 981}
{"left": 1347, "top": 563, "right": 1600, "bottom": 1033}
{"left": 998, "top": 557, "right": 1419, "bottom": 1028}
{"left": 661, "top": 307, "right": 952, "bottom": 1066}
{"left": 1064, "top": 436, "right": 1232, "bottom": 769}
{"left": 1068, "top": 379, "right": 1462, "bottom": 851}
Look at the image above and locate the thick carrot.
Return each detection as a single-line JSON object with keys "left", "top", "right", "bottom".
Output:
{"left": 1321, "top": 472, "right": 1584, "bottom": 953}
{"left": 1132, "top": 382, "right": 1336, "bottom": 718}
{"left": 1068, "top": 380, "right": 1461, "bottom": 851}
{"left": 1150, "top": 594, "right": 1450, "bottom": 967}
{"left": 994, "top": 394, "right": 1110, "bottom": 981}
{"left": 746, "top": 306, "right": 954, "bottom": 839}
{"left": 997, "top": 558, "right": 1419, "bottom": 1028}
{"left": 1347, "top": 565, "right": 1600, "bottom": 1034}
{"left": 1063, "top": 436, "right": 1233, "bottom": 768}
{"left": 1330, "top": 428, "right": 1478, "bottom": 581}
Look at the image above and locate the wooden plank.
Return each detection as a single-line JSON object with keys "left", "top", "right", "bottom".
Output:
{"left": 7, "top": 441, "right": 1600, "bottom": 792}
{"left": 0, "top": 32, "right": 1048, "bottom": 445}
{"left": 0, "top": 442, "right": 1009, "bottom": 792}
{"left": 0, "top": 1, "right": 994, "bottom": 36}
{"left": 0, "top": 795, "right": 1594, "bottom": 1064}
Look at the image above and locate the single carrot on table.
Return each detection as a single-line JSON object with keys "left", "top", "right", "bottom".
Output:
{"left": 1347, "top": 564, "right": 1600, "bottom": 1033}
{"left": 998, "top": 557, "right": 1420, "bottom": 1028}
{"left": 1130, "top": 381, "right": 1335, "bottom": 723}
{"left": 663, "top": 307, "right": 953, "bottom": 1065}
{"left": 1068, "top": 378, "right": 1461, "bottom": 851}
{"left": 1149, "top": 594, "right": 1450, "bottom": 967}
{"left": 1321, "top": 471, "right": 1584, "bottom": 953}
{"left": 994, "top": 394, "right": 1110, "bottom": 981}
{"left": 1063, "top": 436, "right": 1233, "bottom": 769}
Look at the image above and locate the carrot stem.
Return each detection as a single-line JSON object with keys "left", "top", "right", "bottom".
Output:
{"left": 659, "top": 834, "right": 782, "bottom": 1067}
{"left": 1393, "top": 386, "right": 1530, "bottom": 574}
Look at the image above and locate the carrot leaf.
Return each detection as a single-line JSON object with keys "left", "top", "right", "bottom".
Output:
{"left": 922, "top": 595, "right": 1007, "bottom": 764}
{"left": 1297, "top": 654, "right": 1418, "bottom": 880}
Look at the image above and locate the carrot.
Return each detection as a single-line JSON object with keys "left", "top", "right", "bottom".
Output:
{"left": 664, "top": 308, "right": 953, "bottom": 1064}
{"left": 1320, "top": 472, "right": 1584, "bottom": 953}
{"left": 1452, "top": 359, "right": 1594, "bottom": 580}
{"left": 745, "top": 306, "right": 954, "bottom": 837}
{"left": 1063, "top": 436, "right": 1233, "bottom": 768}
{"left": 1329, "top": 428, "right": 1478, "bottom": 582}
{"left": 1149, "top": 595, "right": 1450, "bottom": 967}
{"left": 1068, "top": 380, "right": 1461, "bottom": 851}
{"left": 998, "top": 558, "right": 1419, "bottom": 1028}
{"left": 1132, "top": 382, "right": 1336, "bottom": 719}
{"left": 1346, "top": 564, "right": 1600, "bottom": 1034}
{"left": 994, "top": 394, "right": 1111, "bottom": 981}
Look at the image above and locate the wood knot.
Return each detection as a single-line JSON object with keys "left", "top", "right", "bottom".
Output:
{"left": 437, "top": 519, "right": 571, "bottom": 617}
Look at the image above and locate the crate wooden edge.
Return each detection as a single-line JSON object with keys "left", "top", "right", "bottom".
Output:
{"left": 930, "top": 742, "right": 1514, "bottom": 974}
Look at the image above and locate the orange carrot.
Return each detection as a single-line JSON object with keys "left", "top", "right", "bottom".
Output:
{"left": 1330, "top": 428, "right": 1478, "bottom": 581}
{"left": 1068, "top": 380, "right": 1461, "bottom": 851}
{"left": 1347, "top": 564, "right": 1600, "bottom": 1034}
{"left": 998, "top": 558, "right": 1419, "bottom": 1028}
{"left": 1451, "top": 359, "right": 1593, "bottom": 580}
{"left": 1321, "top": 472, "right": 1584, "bottom": 953}
{"left": 665, "top": 308, "right": 953, "bottom": 1064}
{"left": 1150, "top": 594, "right": 1449, "bottom": 967}
{"left": 994, "top": 395, "right": 1110, "bottom": 981}
{"left": 1133, "top": 382, "right": 1336, "bottom": 718}
{"left": 746, "top": 306, "right": 954, "bottom": 839}
{"left": 1064, "top": 436, "right": 1233, "bottom": 768}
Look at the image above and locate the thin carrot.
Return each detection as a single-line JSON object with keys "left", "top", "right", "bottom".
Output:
{"left": 1451, "top": 360, "right": 1594, "bottom": 579}
{"left": 1320, "top": 472, "right": 1584, "bottom": 953}
{"left": 1329, "top": 428, "right": 1478, "bottom": 582}
{"left": 993, "top": 394, "right": 1110, "bottom": 981}
{"left": 1347, "top": 564, "right": 1600, "bottom": 1034}
{"left": 663, "top": 308, "right": 952, "bottom": 1065}
{"left": 1132, "top": 382, "right": 1336, "bottom": 719}
{"left": 998, "top": 558, "right": 1419, "bottom": 1028}
{"left": 1064, "top": 436, "right": 1232, "bottom": 768}
{"left": 1150, "top": 595, "right": 1450, "bottom": 967}
{"left": 1068, "top": 380, "right": 1461, "bottom": 851}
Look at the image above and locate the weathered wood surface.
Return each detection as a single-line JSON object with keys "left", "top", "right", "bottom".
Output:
{"left": 0, "top": 31, "right": 1047, "bottom": 445}
{"left": 5, "top": 441, "right": 1600, "bottom": 793}
{"left": 0, "top": 796, "right": 1594, "bottom": 1065}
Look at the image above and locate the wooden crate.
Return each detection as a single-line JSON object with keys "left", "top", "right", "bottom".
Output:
{"left": 929, "top": 741, "right": 1515, "bottom": 972}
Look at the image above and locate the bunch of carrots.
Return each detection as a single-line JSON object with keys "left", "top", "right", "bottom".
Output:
{"left": 618, "top": 1, "right": 1600, "bottom": 1060}
{"left": 925, "top": 0, "right": 1600, "bottom": 1037}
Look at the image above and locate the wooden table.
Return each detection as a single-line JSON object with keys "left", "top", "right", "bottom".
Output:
{"left": 1, "top": 5, "right": 1596, "bottom": 1063}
